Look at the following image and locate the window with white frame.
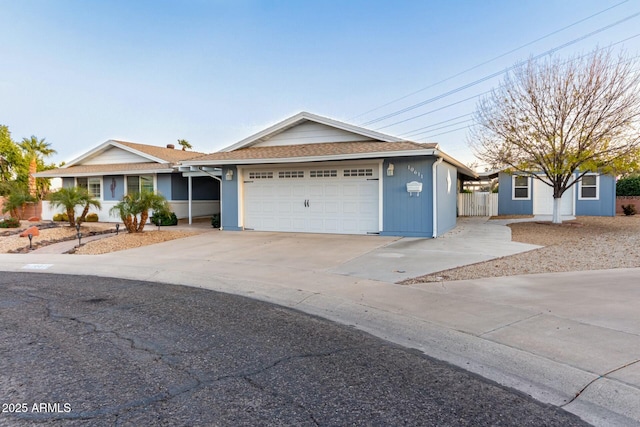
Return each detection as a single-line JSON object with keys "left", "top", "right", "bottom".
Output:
{"left": 512, "top": 176, "right": 530, "bottom": 200}
{"left": 127, "top": 175, "right": 154, "bottom": 194}
{"left": 76, "top": 177, "right": 101, "bottom": 198}
{"left": 579, "top": 174, "right": 599, "bottom": 200}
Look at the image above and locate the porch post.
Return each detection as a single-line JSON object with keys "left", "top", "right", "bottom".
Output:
{"left": 188, "top": 175, "right": 193, "bottom": 225}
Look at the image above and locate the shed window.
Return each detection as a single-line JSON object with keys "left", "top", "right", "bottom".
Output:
{"left": 512, "top": 176, "right": 530, "bottom": 200}
{"left": 579, "top": 174, "right": 599, "bottom": 200}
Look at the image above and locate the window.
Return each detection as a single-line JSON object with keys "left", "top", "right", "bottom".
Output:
{"left": 278, "top": 171, "right": 304, "bottom": 178}
{"left": 344, "top": 168, "right": 373, "bottom": 177}
{"left": 127, "top": 175, "right": 154, "bottom": 194}
{"left": 579, "top": 174, "right": 599, "bottom": 200}
{"left": 76, "top": 177, "right": 101, "bottom": 198}
{"left": 310, "top": 170, "right": 337, "bottom": 178}
{"left": 512, "top": 176, "right": 530, "bottom": 200}
{"left": 248, "top": 172, "right": 273, "bottom": 179}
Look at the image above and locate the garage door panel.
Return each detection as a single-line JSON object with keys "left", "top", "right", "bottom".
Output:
{"left": 244, "top": 165, "right": 379, "bottom": 234}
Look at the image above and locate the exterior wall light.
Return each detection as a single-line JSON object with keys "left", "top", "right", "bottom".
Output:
{"left": 225, "top": 169, "right": 234, "bottom": 181}
{"left": 387, "top": 163, "right": 394, "bottom": 176}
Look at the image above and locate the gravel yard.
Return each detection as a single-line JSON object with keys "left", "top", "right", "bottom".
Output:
{"left": 0, "top": 221, "right": 202, "bottom": 254}
{"left": 403, "top": 215, "right": 640, "bottom": 284}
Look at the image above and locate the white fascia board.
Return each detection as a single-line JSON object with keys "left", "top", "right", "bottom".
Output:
{"left": 110, "top": 141, "right": 168, "bottom": 164}
{"left": 433, "top": 149, "right": 478, "bottom": 179}
{"left": 36, "top": 168, "right": 173, "bottom": 178}
{"left": 182, "top": 149, "right": 437, "bottom": 167}
{"left": 221, "top": 111, "right": 403, "bottom": 152}
{"left": 64, "top": 140, "right": 168, "bottom": 167}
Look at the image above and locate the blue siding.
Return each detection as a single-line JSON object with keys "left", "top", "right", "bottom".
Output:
{"left": 436, "top": 162, "right": 458, "bottom": 235}
{"left": 381, "top": 157, "right": 434, "bottom": 237}
{"left": 104, "top": 175, "right": 124, "bottom": 201}
{"left": 221, "top": 166, "right": 241, "bottom": 230}
{"left": 575, "top": 174, "right": 616, "bottom": 216}
{"left": 62, "top": 177, "right": 74, "bottom": 188}
{"left": 156, "top": 174, "right": 172, "bottom": 199}
{"left": 498, "top": 172, "right": 533, "bottom": 215}
{"left": 170, "top": 174, "right": 220, "bottom": 201}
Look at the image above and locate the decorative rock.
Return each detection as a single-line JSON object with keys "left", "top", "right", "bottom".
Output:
{"left": 28, "top": 217, "right": 41, "bottom": 222}
{"left": 20, "top": 226, "right": 39, "bottom": 237}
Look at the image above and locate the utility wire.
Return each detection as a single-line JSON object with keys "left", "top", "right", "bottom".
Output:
{"left": 400, "top": 113, "right": 474, "bottom": 137}
{"left": 363, "top": 10, "right": 640, "bottom": 128}
{"left": 350, "top": 0, "right": 630, "bottom": 122}
{"left": 372, "top": 20, "right": 640, "bottom": 129}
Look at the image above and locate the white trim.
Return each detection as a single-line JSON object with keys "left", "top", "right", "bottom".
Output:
{"left": 64, "top": 140, "right": 169, "bottom": 168}
{"left": 432, "top": 158, "right": 443, "bottom": 238}
{"left": 512, "top": 175, "right": 531, "bottom": 200}
{"left": 222, "top": 111, "right": 403, "bottom": 152}
{"left": 237, "top": 166, "right": 244, "bottom": 229}
{"left": 378, "top": 160, "right": 384, "bottom": 232}
{"left": 36, "top": 168, "right": 172, "bottom": 178}
{"left": 577, "top": 173, "right": 600, "bottom": 200}
{"left": 75, "top": 176, "right": 103, "bottom": 200}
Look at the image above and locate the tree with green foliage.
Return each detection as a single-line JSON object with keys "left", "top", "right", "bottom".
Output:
{"left": 617, "top": 175, "right": 640, "bottom": 196}
{"left": 471, "top": 48, "right": 640, "bottom": 224}
{"left": 48, "top": 186, "right": 101, "bottom": 227}
{"left": 0, "top": 125, "right": 26, "bottom": 185}
{"left": 177, "top": 139, "right": 192, "bottom": 151}
{"left": 110, "top": 190, "right": 170, "bottom": 233}
{"left": 19, "top": 136, "right": 56, "bottom": 198}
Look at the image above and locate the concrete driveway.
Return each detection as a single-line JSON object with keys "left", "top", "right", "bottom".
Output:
{"left": 0, "top": 218, "right": 638, "bottom": 426}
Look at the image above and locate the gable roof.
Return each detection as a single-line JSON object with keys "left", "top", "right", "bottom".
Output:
{"left": 65, "top": 140, "right": 205, "bottom": 167}
{"left": 222, "top": 111, "right": 403, "bottom": 152}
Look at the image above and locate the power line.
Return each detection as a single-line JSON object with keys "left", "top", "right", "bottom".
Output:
{"left": 400, "top": 113, "right": 474, "bottom": 137}
{"left": 405, "top": 119, "right": 474, "bottom": 138}
{"left": 372, "top": 17, "right": 640, "bottom": 129}
{"left": 350, "top": 0, "right": 630, "bottom": 122}
{"left": 363, "top": 11, "right": 640, "bottom": 128}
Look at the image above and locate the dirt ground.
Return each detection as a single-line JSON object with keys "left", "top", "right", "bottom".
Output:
{"left": 403, "top": 215, "right": 640, "bottom": 283}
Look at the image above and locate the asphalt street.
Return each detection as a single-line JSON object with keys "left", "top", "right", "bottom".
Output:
{"left": 0, "top": 272, "right": 589, "bottom": 426}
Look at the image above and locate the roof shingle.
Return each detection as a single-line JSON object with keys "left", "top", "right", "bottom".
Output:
{"left": 113, "top": 140, "right": 206, "bottom": 162}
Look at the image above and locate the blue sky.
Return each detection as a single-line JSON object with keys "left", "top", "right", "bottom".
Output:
{"left": 2, "top": 0, "right": 640, "bottom": 169}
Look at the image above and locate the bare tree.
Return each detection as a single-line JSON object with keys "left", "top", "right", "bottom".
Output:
{"left": 470, "top": 48, "right": 640, "bottom": 223}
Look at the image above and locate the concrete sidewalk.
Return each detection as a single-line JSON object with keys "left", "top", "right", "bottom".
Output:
{"left": 0, "top": 221, "right": 638, "bottom": 426}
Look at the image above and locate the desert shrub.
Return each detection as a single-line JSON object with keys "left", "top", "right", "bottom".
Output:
{"left": 53, "top": 212, "right": 69, "bottom": 222}
{"left": 211, "top": 213, "right": 221, "bottom": 228}
{"left": 622, "top": 204, "right": 637, "bottom": 216}
{"left": 151, "top": 211, "right": 178, "bottom": 226}
{"left": 0, "top": 217, "right": 21, "bottom": 228}
{"left": 616, "top": 176, "right": 640, "bottom": 196}
{"left": 85, "top": 213, "right": 99, "bottom": 222}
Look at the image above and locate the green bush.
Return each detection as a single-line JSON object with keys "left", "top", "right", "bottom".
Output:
{"left": 616, "top": 176, "right": 640, "bottom": 196}
{"left": 151, "top": 211, "right": 178, "bottom": 226}
{"left": 0, "top": 217, "right": 20, "bottom": 228}
{"left": 53, "top": 212, "right": 69, "bottom": 222}
{"left": 211, "top": 213, "right": 221, "bottom": 228}
{"left": 622, "top": 204, "right": 637, "bottom": 216}
{"left": 85, "top": 213, "right": 99, "bottom": 222}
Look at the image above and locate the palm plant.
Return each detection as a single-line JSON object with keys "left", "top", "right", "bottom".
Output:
{"left": 110, "top": 190, "right": 170, "bottom": 233}
{"left": 177, "top": 139, "right": 192, "bottom": 151}
{"left": 48, "top": 187, "right": 101, "bottom": 227}
{"left": 19, "top": 136, "right": 56, "bottom": 197}
{"left": 1, "top": 188, "right": 34, "bottom": 219}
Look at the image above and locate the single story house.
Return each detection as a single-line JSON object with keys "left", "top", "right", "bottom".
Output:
{"left": 36, "top": 140, "right": 220, "bottom": 221}
{"left": 180, "top": 111, "right": 477, "bottom": 237}
{"left": 497, "top": 171, "right": 616, "bottom": 217}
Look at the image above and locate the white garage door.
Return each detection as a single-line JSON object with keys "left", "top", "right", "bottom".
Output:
{"left": 243, "top": 165, "right": 379, "bottom": 234}
{"left": 533, "top": 179, "right": 573, "bottom": 215}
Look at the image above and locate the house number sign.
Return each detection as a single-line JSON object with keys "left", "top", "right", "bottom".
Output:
{"left": 407, "top": 165, "right": 424, "bottom": 179}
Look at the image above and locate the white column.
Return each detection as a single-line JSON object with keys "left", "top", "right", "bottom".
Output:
{"left": 188, "top": 176, "right": 193, "bottom": 225}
